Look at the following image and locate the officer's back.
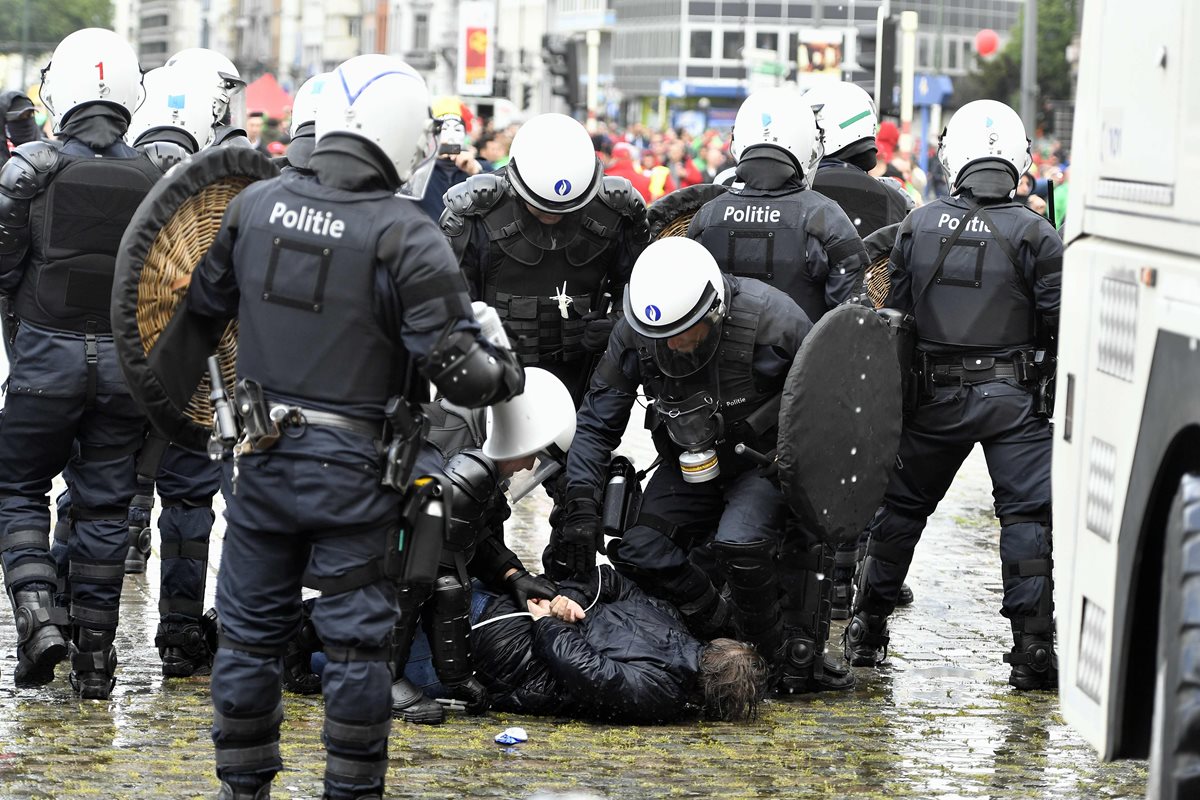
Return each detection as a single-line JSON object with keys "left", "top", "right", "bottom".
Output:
{"left": 688, "top": 86, "right": 866, "bottom": 325}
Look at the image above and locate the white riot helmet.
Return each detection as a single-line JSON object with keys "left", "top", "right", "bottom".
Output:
{"left": 41, "top": 28, "right": 143, "bottom": 130}
{"left": 938, "top": 99, "right": 1032, "bottom": 193}
{"left": 731, "top": 86, "right": 824, "bottom": 189}
{"left": 316, "top": 54, "right": 436, "bottom": 197}
{"left": 166, "top": 48, "right": 246, "bottom": 124}
{"left": 290, "top": 72, "right": 331, "bottom": 135}
{"left": 127, "top": 67, "right": 218, "bottom": 151}
{"left": 507, "top": 113, "right": 603, "bottom": 214}
{"left": 805, "top": 81, "right": 878, "bottom": 157}
{"left": 484, "top": 368, "right": 577, "bottom": 502}
{"left": 625, "top": 238, "right": 728, "bottom": 378}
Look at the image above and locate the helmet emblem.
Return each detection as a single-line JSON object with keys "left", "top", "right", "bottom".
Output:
{"left": 98, "top": 83, "right": 110, "bottom": 98}
{"left": 761, "top": 112, "right": 772, "bottom": 126}
{"left": 988, "top": 132, "right": 999, "bottom": 145}
{"left": 554, "top": 179, "right": 572, "bottom": 196}
{"left": 645, "top": 304, "right": 662, "bottom": 322}
{"left": 167, "top": 95, "right": 186, "bottom": 110}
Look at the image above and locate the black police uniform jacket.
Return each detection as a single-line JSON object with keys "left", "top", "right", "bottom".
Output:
{"left": 471, "top": 565, "right": 705, "bottom": 723}
{"left": 186, "top": 167, "right": 477, "bottom": 528}
{"left": 440, "top": 172, "right": 648, "bottom": 366}
{"left": 812, "top": 156, "right": 913, "bottom": 240}
{"left": 564, "top": 275, "right": 811, "bottom": 500}
{"left": 886, "top": 192, "right": 1062, "bottom": 358}
{"left": 686, "top": 161, "right": 867, "bottom": 326}
{"left": 0, "top": 134, "right": 163, "bottom": 399}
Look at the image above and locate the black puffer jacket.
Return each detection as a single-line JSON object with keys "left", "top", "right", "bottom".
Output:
{"left": 471, "top": 566, "right": 705, "bottom": 723}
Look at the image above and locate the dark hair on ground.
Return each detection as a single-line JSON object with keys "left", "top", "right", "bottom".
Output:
{"left": 698, "top": 638, "right": 770, "bottom": 721}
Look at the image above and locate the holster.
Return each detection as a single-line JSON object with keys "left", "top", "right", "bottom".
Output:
{"left": 380, "top": 397, "right": 428, "bottom": 492}
{"left": 388, "top": 478, "right": 448, "bottom": 588}
{"left": 601, "top": 456, "right": 643, "bottom": 539}
{"left": 233, "top": 379, "right": 280, "bottom": 452}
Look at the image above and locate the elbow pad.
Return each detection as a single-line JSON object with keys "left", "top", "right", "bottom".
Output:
{"left": 425, "top": 328, "right": 525, "bottom": 408}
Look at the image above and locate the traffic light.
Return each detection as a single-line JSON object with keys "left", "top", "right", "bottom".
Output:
{"left": 542, "top": 34, "right": 581, "bottom": 111}
{"left": 522, "top": 83, "right": 533, "bottom": 109}
{"left": 857, "top": 16, "right": 899, "bottom": 116}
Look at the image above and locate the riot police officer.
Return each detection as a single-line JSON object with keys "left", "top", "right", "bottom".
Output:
{"left": 688, "top": 87, "right": 864, "bottom": 692}
{"left": 278, "top": 72, "right": 329, "bottom": 175}
{"left": 441, "top": 112, "right": 649, "bottom": 404}
{"left": 805, "top": 80, "right": 916, "bottom": 619}
{"left": 390, "top": 366, "right": 570, "bottom": 725}
{"left": 0, "top": 29, "right": 161, "bottom": 697}
{"left": 844, "top": 100, "right": 1062, "bottom": 692}
{"left": 166, "top": 48, "right": 251, "bottom": 148}
{"left": 178, "top": 55, "right": 523, "bottom": 800}
{"left": 555, "top": 237, "right": 848, "bottom": 692}
{"left": 687, "top": 86, "right": 868, "bottom": 327}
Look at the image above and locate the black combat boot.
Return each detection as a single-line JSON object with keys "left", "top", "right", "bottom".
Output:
{"left": 1004, "top": 620, "right": 1058, "bottom": 691}
{"left": 11, "top": 587, "right": 68, "bottom": 686}
{"left": 124, "top": 522, "right": 152, "bottom": 574}
{"left": 391, "top": 586, "right": 444, "bottom": 724}
{"left": 776, "top": 629, "right": 856, "bottom": 694}
{"left": 156, "top": 620, "right": 212, "bottom": 678}
{"left": 843, "top": 611, "right": 890, "bottom": 667}
{"left": 216, "top": 782, "right": 271, "bottom": 800}
{"left": 776, "top": 541, "right": 854, "bottom": 693}
{"left": 896, "top": 582, "right": 915, "bottom": 606}
{"left": 69, "top": 627, "right": 117, "bottom": 699}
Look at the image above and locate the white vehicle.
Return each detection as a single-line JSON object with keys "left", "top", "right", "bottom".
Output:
{"left": 1054, "top": 3, "right": 1200, "bottom": 799}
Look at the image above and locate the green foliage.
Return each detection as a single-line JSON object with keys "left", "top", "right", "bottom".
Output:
{"left": 0, "top": 0, "right": 114, "bottom": 52}
{"left": 955, "top": 0, "right": 1081, "bottom": 127}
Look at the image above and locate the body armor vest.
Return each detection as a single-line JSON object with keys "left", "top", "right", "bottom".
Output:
{"left": 640, "top": 280, "right": 780, "bottom": 471}
{"left": 908, "top": 199, "right": 1037, "bottom": 349}
{"left": 480, "top": 191, "right": 621, "bottom": 365}
{"left": 696, "top": 187, "right": 826, "bottom": 325}
{"left": 14, "top": 151, "right": 159, "bottom": 333}
{"left": 812, "top": 164, "right": 908, "bottom": 239}
{"left": 232, "top": 173, "right": 406, "bottom": 407}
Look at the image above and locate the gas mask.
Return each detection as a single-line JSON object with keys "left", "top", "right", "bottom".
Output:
{"left": 657, "top": 390, "right": 723, "bottom": 483}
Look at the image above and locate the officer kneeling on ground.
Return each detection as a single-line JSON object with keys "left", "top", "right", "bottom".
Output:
{"left": 844, "top": 100, "right": 1061, "bottom": 691}
{"left": 552, "top": 237, "right": 852, "bottom": 693}
{"left": 177, "top": 55, "right": 523, "bottom": 800}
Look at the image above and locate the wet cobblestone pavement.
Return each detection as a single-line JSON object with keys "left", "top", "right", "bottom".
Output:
{"left": 0, "top": 408, "right": 1147, "bottom": 799}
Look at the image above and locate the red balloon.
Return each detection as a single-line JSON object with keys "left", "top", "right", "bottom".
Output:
{"left": 975, "top": 28, "right": 1000, "bottom": 57}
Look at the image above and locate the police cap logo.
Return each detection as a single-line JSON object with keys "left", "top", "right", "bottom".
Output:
{"left": 554, "top": 179, "right": 572, "bottom": 196}
{"left": 645, "top": 304, "right": 662, "bottom": 322}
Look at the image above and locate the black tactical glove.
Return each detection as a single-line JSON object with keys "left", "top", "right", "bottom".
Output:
{"left": 555, "top": 499, "right": 603, "bottom": 578}
{"left": 580, "top": 308, "right": 615, "bottom": 353}
{"left": 446, "top": 676, "right": 490, "bottom": 715}
{"left": 505, "top": 568, "right": 557, "bottom": 608}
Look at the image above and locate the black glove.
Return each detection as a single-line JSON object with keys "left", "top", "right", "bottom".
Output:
{"left": 505, "top": 568, "right": 557, "bottom": 608}
{"left": 580, "top": 308, "right": 615, "bottom": 353}
{"left": 555, "top": 499, "right": 602, "bottom": 578}
{"left": 446, "top": 676, "right": 490, "bottom": 715}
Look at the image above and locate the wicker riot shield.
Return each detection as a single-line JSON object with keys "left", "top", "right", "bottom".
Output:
{"left": 112, "top": 146, "right": 279, "bottom": 451}
{"left": 646, "top": 183, "right": 728, "bottom": 240}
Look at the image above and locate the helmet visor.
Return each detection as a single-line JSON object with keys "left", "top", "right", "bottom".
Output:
{"left": 651, "top": 316, "right": 722, "bottom": 378}
{"left": 504, "top": 452, "right": 565, "bottom": 504}
{"left": 397, "top": 130, "right": 437, "bottom": 200}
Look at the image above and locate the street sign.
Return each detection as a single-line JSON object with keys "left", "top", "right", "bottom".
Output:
{"left": 659, "top": 79, "right": 686, "bottom": 98}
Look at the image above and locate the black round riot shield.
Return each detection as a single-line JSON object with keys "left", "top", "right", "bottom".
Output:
{"left": 777, "top": 303, "right": 903, "bottom": 545}
{"left": 646, "top": 183, "right": 727, "bottom": 240}
{"left": 112, "top": 146, "right": 279, "bottom": 451}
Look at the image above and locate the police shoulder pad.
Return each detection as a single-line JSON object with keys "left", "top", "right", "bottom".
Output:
{"left": 1, "top": 141, "right": 61, "bottom": 199}
{"left": 138, "top": 141, "right": 192, "bottom": 176}
{"left": 446, "top": 173, "right": 507, "bottom": 217}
